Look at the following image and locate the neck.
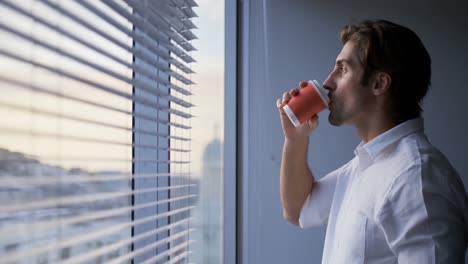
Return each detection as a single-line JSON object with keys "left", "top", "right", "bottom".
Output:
{"left": 355, "top": 111, "right": 397, "bottom": 144}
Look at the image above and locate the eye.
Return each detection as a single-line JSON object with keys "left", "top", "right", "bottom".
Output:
{"left": 340, "top": 65, "right": 346, "bottom": 73}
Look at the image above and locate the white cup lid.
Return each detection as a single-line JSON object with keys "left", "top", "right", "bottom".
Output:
{"left": 309, "top": 80, "right": 329, "bottom": 105}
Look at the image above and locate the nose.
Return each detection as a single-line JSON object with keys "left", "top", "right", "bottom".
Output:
{"left": 322, "top": 72, "right": 335, "bottom": 91}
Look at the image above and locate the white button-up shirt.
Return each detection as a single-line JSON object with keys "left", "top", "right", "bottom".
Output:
{"left": 299, "top": 118, "right": 468, "bottom": 263}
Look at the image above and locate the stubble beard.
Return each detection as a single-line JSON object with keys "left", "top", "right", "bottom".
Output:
{"left": 328, "top": 103, "right": 343, "bottom": 126}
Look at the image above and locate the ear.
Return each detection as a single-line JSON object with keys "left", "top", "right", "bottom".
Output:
{"left": 372, "top": 72, "right": 391, "bottom": 96}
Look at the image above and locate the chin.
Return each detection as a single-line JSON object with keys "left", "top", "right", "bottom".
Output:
{"left": 328, "top": 114, "right": 342, "bottom": 127}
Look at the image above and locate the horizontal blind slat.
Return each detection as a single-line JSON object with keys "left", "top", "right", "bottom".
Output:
{"left": 166, "top": 0, "right": 199, "bottom": 18}
{"left": 100, "top": 0, "right": 195, "bottom": 63}
{"left": 0, "top": 0, "right": 131, "bottom": 68}
{"left": 130, "top": 0, "right": 196, "bottom": 50}
{"left": 0, "top": 156, "right": 190, "bottom": 164}
{"left": 0, "top": 207, "right": 195, "bottom": 263}
{"left": 0, "top": 49, "right": 193, "bottom": 119}
{"left": 61, "top": 218, "right": 193, "bottom": 264}
{"left": 1, "top": 184, "right": 196, "bottom": 213}
{"left": 38, "top": 0, "right": 131, "bottom": 56}
{"left": 35, "top": 0, "right": 195, "bottom": 84}
{"left": 166, "top": 250, "right": 191, "bottom": 264}
{"left": 140, "top": 240, "right": 193, "bottom": 264}
{"left": 144, "top": 0, "right": 198, "bottom": 41}
{"left": 73, "top": 0, "right": 197, "bottom": 78}
{"left": 0, "top": 100, "right": 192, "bottom": 139}
{"left": 0, "top": 172, "right": 191, "bottom": 187}
{"left": 72, "top": 0, "right": 193, "bottom": 85}
{"left": 0, "top": 76, "right": 192, "bottom": 129}
{"left": 108, "top": 233, "right": 194, "bottom": 264}
{"left": 0, "top": 0, "right": 197, "bottom": 262}
{"left": 0, "top": 126, "right": 191, "bottom": 152}
{"left": 172, "top": 0, "right": 198, "bottom": 8}
{"left": 128, "top": 0, "right": 198, "bottom": 47}
{"left": 1, "top": 195, "right": 196, "bottom": 241}
{"left": 0, "top": 19, "right": 194, "bottom": 110}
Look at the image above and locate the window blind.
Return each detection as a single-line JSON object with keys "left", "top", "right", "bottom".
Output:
{"left": 0, "top": 0, "right": 197, "bottom": 263}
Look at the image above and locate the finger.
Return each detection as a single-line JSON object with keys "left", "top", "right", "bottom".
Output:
{"left": 308, "top": 114, "right": 319, "bottom": 126}
{"left": 282, "top": 92, "right": 292, "bottom": 103}
{"left": 276, "top": 99, "right": 286, "bottom": 115}
{"left": 299, "top": 81, "right": 308, "bottom": 88}
{"left": 289, "top": 88, "right": 300, "bottom": 96}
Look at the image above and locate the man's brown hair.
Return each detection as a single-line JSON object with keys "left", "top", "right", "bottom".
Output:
{"left": 340, "top": 20, "right": 431, "bottom": 123}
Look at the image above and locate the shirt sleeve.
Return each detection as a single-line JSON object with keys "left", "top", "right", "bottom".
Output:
{"left": 299, "top": 167, "right": 340, "bottom": 229}
{"left": 376, "top": 165, "right": 467, "bottom": 263}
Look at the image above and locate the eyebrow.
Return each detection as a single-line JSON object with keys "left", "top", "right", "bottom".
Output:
{"left": 336, "top": 59, "right": 351, "bottom": 65}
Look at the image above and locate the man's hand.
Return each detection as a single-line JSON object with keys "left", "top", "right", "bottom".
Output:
{"left": 276, "top": 81, "right": 320, "bottom": 141}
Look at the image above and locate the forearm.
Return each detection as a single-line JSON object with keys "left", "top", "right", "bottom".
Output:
{"left": 280, "top": 136, "right": 314, "bottom": 225}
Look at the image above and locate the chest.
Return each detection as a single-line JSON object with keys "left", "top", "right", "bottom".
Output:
{"left": 331, "top": 167, "right": 396, "bottom": 263}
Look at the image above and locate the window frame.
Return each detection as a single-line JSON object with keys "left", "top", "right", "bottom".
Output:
{"left": 224, "top": 0, "right": 238, "bottom": 264}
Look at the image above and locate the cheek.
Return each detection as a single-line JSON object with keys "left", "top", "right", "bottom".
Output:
{"left": 335, "top": 75, "right": 363, "bottom": 104}
{"left": 338, "top": 84, "right": 354, "bottom": 102}
{"left": 338, "top": 89, "right": 361, "bottom": 111}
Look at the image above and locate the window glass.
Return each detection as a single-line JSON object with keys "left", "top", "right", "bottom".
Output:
{"left": 0, "top": 1, "right": 132, "bottom": 262}
{"left": 188, "top": 0, "right": 225, "bottom": 263}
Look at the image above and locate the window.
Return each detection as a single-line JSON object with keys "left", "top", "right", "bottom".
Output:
{"left": 0, "top": 0, "right": 227, "bottom": 262}
{"left": 189, "top": 0, "right": 226, "bottom": 262}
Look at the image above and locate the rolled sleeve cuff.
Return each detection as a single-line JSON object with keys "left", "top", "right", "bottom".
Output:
{"left": 299, "top": 181, "right": 332, "bottom": 228}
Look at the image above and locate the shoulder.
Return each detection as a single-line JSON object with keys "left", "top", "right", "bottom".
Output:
{"left": 377, "top": 132, "right": 468, "bottom": 221}
{"left": 387, "top": 132, "right": 459, "bottom": 183}
{"left": 396, "top": 133, "right": 464, "bottom": 193}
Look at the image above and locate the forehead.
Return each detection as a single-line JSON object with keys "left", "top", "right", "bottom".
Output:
{"left": 336, "top": 41, "right": 360, "bottom": 66}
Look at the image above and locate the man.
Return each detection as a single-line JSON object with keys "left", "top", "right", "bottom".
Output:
{"left": 276, "top": 20, "right": 468, "bottom": 263}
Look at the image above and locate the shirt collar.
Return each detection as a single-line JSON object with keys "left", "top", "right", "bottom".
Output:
{"left": 354, "top": 118, "right": 424, "bottom": 161}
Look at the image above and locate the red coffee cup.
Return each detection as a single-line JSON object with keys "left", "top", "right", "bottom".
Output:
{"left": 283, "top": 80, "right": 329, "bottom": 127}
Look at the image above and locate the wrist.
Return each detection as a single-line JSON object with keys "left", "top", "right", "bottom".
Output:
{"left": 284, "top": 136, "right": 309, "bottom": 145}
